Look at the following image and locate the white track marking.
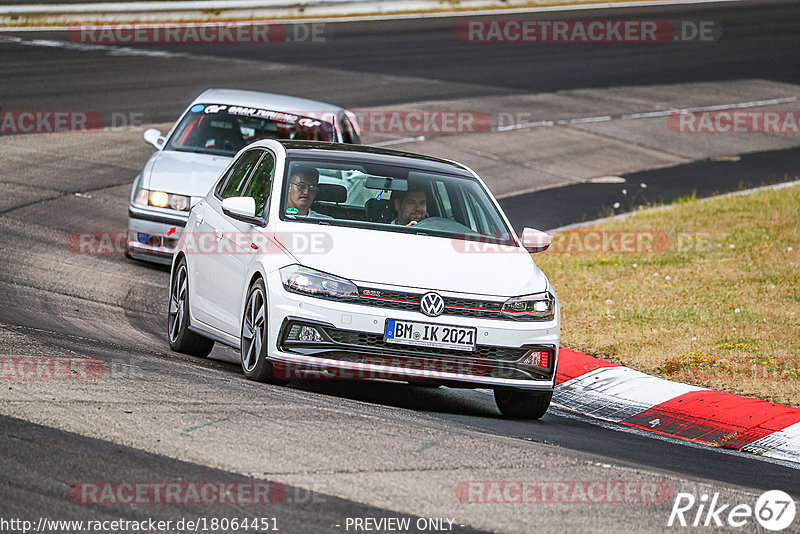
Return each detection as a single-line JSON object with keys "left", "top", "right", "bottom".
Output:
{"left": 742, "top": 421, "right": 800, "bottom": 463}
{"left": 554, "top": 366, "right": 704, "bottom": 422}
{"left": 497, "top": 97, "right": 798, "bottom": 132}
{"left": 372, "top": 135, "right": 425, "bottom": 147}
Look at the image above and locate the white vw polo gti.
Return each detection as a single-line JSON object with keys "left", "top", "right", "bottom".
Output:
{"left": 168, "top": 139, "right": 559, "bottom": 418}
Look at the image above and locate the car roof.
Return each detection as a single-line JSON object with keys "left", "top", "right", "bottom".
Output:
{"left": 276, "top": 140, "right": 474, "bottom": 176}
{"left": 191, "top": 88, "right": 346, "bottom": 114}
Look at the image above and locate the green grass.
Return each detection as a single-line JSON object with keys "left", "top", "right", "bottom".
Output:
{"left": 538, "top": 184, "right": 800, "bottom": 406}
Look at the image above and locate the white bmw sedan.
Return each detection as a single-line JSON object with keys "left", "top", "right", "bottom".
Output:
{"left": 168, "top": 139, "right": 559, "bottom": 418}
{"left": 128, "top": 88, "right": 361, "bottom": 264}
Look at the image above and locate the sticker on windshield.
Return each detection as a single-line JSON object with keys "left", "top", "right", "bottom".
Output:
{"left": 190, "top": 104, "right": 205, "bottom": 113}
{"left": 285, "top": 207, "right": 299, "bottom": 215}
{"left": 203, "top": 105, "right": 228, "bottom": 114}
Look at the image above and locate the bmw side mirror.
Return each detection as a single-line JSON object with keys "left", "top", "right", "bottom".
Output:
{"left": 521, "top": 227, "right": 551, "bottom": 253}
{"left": 221, "top": 197, "right": 266, "bottom": 227}
{"left": 143, "top": 128, "right": 166, "bottom": 149}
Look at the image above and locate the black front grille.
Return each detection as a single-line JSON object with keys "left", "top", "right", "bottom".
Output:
{"left": 325, "top": 329, "right": 527, "bottom": 362}
{"left": 358, "top": 287, "right": 507, "bottom": 320}
{"left": 279, "top": 320, "right": 554, "bottom": 381}
{"left": 309, "top": 352, "right": 533, "bottom": 381}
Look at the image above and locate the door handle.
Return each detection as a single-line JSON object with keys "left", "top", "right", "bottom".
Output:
{"left": 214, "top": 229, "right": 223, "bottom": 240}
{"left": 195, "top": 213, "right": 204, "bottom": 225}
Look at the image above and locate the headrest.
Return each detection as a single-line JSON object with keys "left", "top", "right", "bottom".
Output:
{"left": 316, "top": 183, "right": 347, "bottom": 203}
{"left": 365, "top": 198, "right": 395, "bottom": 223}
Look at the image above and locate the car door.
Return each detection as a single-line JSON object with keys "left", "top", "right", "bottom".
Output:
{"left": 205, "top": 150, "right": 276, "bottom": 336}
{"left": 192, "top": 148, "right": 264, "bottom": 331}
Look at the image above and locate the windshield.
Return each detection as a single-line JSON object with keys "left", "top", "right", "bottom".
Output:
{"left": 279, "top": 158, "right": 516, "bottom": 245}
{"left": 165, "top": 103, "right": 336, "bottom": 156}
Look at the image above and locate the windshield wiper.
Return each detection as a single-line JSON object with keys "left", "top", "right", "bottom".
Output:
{"left": 173, "top": 147, "right": 229, "bottom": 155}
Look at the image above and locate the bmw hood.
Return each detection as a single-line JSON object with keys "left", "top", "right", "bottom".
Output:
{"left": 143, "top": 150, "right": 232, "bottom": 198}
{"left": 275, "top": 224, "right": 548, "bottom": 297}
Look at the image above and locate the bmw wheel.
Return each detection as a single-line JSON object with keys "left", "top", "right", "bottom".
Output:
{"left": 241, "top": 278, "right": 287, "bottom": 384}
{"left": 168, "top": 257, "right": 214, "bottom": 357}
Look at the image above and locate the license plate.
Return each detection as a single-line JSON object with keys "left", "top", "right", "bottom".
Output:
{"left": 384, "top": 319, "right": 476, "bottom": 352}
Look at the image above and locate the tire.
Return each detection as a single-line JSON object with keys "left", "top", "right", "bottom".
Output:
{"left": 168, "top": 257, "right": 215, "bottom": 357}
{"left": 240, "top": 278, "right": 287, "bottom": 385}
{"left": 494, "top": 389, "right": 552, "bottom": 419}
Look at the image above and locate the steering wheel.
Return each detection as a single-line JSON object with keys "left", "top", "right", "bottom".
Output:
{"left": 411, "top": 217, "right": 474, "bottom": 233}
{"left": 410, "top": 216, "right": 448, "bottom": 228}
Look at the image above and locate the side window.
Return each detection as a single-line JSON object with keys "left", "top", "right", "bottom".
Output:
{"left": 241, "top": 152, "right": 275, "bottom": 217}
{"left": 217, "top": 149, "right": 263, "bottom": 199}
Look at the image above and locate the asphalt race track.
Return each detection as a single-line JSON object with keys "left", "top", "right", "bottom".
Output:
{"left": 1, "top": 1, "right": 799, "bottom": 532}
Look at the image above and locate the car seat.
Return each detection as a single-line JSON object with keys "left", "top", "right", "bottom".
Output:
{"left": 365, "top": 198, "right": 395, "bottom": 223}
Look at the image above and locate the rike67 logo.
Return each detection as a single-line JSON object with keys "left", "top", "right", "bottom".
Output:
{"left": 668, "top": 490, "right": 796, "bottom": 531}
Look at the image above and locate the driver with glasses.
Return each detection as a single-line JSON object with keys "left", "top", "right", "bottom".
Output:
{"left": 286, "top": 165, "right": 332, "bottom": 218}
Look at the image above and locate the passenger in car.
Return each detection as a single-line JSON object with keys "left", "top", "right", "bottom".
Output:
{"left": 286, "top": 165, "right": 332, "bottom": 218}
{"left": 392, "top": 186, "right": 428, "bottom": 226}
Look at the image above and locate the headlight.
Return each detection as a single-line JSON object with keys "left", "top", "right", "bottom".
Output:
{"left": 501, "top": 292, "right": 556, "bottom": 321}
{"left": 280, "top": 265, "right": 359, "bottom": 300}
{"left": 134, "top": 188, "right": 191, "bottom": 211}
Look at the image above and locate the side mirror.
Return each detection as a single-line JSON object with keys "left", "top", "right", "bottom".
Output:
{"left": 521, "top": 227, "right": 551, "bottom": 253}
{"left": 143, "top": 128, "right": 166, "bottom": 149}
{"left": 221, "top": 196, "right": 265, "bottom": 227}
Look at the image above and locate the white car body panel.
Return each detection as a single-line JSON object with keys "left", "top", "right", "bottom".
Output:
{"left": 275, "top": 222, "right": 548, "bottom": 296}
{"left": 142, "top": 151, "right": 232, "bottom": 198}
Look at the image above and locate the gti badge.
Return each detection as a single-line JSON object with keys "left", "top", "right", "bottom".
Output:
{"left": 420, "top": 292, "right": 445, "bottom": 317}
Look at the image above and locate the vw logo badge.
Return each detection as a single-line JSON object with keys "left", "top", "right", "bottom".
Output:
{"left": 420, "top": 292, "right": 445, "bottom": 317}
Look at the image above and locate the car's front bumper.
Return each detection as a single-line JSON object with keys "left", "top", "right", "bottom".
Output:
{"left": 265, "top": 270, "right": 560, "bottom": 390}
{"left": 127, "top": 204, "right": 187, "bottom": 265}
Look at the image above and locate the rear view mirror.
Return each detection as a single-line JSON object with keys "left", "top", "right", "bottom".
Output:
{"left": 365, "top": 176, "right": 407, "bottom": 191}
{"left": 143, "top": 128, "right": 166, "bottom": 149}
{"left": 521, "top": 227, "right": 551, "bottom": 253}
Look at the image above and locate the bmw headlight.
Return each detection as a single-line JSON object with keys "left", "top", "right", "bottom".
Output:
{"left": 134, "top": 188, "right": 191, "bottom": 212}
{"left": 280, "top": 265, "right": 359, "bottom": 300}
{"left": 501, "top": 292, "right": 556, "bottom": 321}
